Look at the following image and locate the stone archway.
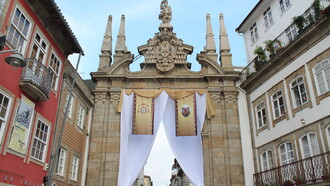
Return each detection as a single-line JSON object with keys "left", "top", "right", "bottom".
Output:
{"left": 87, "top": 1, "right": 244, "bottom": 185}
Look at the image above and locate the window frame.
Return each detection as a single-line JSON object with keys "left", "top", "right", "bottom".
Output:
{"left": 70, "top": 155, "right": 79, "bottom": 181}
{"left": 290, "top": 76, "right": 308, "bottom": 108}
{"left": 260, "top": 149, "right": 274, "bottom": 171}
{"left": 279, "top": 142, "right": 294, "bottom": 165}
{"left": 263, "top": 7, "right": 274, "bottom": 29}
{"left": 255, "top": 102, "right": 268, "bottom": 129}
{"left": 271, "top": 90, "right": 286, "bottom": 119}
{"left": 327, "top": 125, "right": 330, "bottom": 149}
{"left": 48, "top": 52, "right": 62, "bottom": 91}
{"left": 0, "top": 90, "right": 12, "bottom": 143}
{"left": 77, "top": 104, "right": 85, "bottom": 130}
{"left": 313, "top": 59, "right": 330, "bottom": 95}
{"left": 30, "top": 30, "right": 49, "bottom": 65}
{"left": 55, "top": 147, "right": 67, "bottom": 176}
{"left": 299, "top": 132, "right": 320, "bottom": 159}
{"left": 30, "top": 118, "right": 50, "bottom": 162}
{"left": 279, "top": 0, "right": 291, "bottom": 13}
{"left": 6, "top": 6, "right": 32, "bottom": 53}
{"left": 65, "top": 93, "right": 74, "bottom": 119}
{"left": 250, "top": 23, "right": 259, "bottom": 44}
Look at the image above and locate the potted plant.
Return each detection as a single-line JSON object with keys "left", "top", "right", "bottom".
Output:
{"left": 293, "top": 176, "right": 306, "bottom": 185}
{"left": 282, "top": 180, "right": 294, "bottom": 186}
{"left": 322, "top": 170, "right": 330, "bottom": 180}
{"left": 293, "top": 15, "right": 307, "bottom": 34}
{"left": 313, "top": 0, "right": 321, "bottom": 18}
{"left": 264, "top": 40, "right": 275, "bottom": 59}
{"left": 254, "top": 46, "right": 267, "bottom": 71}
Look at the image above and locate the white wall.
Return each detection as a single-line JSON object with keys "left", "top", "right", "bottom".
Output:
{"left": 242, "top": 0, "right": 314, "bottom": 62}
{"left": 248, "top": 35, "right": 330, "bottom": 148}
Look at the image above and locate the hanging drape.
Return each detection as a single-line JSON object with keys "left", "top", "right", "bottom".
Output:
{"left": 163, "top": 92, "right": 206, "bottom": 186}
{"left": 118, "top": 91, "right": 168, "bottom": 186}
{"left": 118, "top": 90, "right": 210, "bottom": 186}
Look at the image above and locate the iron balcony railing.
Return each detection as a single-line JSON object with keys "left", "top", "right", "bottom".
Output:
{"left": 20, "top": 58, "right": 52, "bottom": 100}
{"left": 240, "top": 0, "right": 330, "bottom": 82}
{"left": 253, "top": 151, "right": 330, "bottom": 186}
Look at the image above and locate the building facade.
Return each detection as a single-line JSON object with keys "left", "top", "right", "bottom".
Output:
{"left": 0, "top": 0, "right": 82, "bottom": 185}
{"left": 237, "top": 0, "right": 330, "bottom": 185}
{"left": 50, "top": 62, "right": 93, "bottom": 186}
{"left": 87, "top": 1, "right": 245, "bottom": 185}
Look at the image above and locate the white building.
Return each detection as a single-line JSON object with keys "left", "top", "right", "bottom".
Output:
{"left": 236, "top": 0, "right": 330, "bottom": 185}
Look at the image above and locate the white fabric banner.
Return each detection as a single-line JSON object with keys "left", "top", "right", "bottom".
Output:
{"left": 163, "top": 92, "right": 206, "bottom": 186}
{"left": 118, "top": 91, "right": 206, "bottom": 186}
{"left": 118, "top": 91, "right": 168, "bottom": 186}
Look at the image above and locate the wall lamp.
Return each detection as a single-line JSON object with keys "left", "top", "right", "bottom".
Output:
{"left": 0, "top": 36, "right": 26, "bottom": 68}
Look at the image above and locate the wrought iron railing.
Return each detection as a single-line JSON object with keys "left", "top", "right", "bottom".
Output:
{"left": 20, "top": 58, "right": 52, "bottom": 97}
{"left": 253, "top": 151, "right": 330, "bottom": 186}
{"left": 240, "top": 0, "right": 330, "bottom": 82}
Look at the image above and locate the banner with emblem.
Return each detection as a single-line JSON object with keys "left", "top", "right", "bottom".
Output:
{"left": 133, "top": 95, "right": 154, "bottom": 135}
{"left": 176, "top": 94, "right": 196, "bottom": 136}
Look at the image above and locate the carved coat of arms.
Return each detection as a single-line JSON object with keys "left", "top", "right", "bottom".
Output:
{"left": 155, "top": 41, "right": 176, "bottom": 72}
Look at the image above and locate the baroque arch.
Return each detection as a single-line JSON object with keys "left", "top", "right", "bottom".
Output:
{"left": 88, "top": 1, "right": 244, "bottom": 185}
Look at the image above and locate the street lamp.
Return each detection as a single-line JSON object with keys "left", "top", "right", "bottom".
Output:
{"left": 0, "top": 36, "right": 26, "bottom": 68}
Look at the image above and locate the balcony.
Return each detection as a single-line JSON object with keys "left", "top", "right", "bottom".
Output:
{"left": 254, "top": 152, "right": 330, "bottom": 186}
{"left": 240, "top": 0, "right": 330, "bottom": 82}
{"left": 19, "top": 58, "right": 52, "bottom": 101}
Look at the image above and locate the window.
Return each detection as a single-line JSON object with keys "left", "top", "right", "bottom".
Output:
{"left": 291, "top": 76, "right": 308, "bottom": 108}
{"left": 0, "top": 91, "right": 12, "bottom": 142}
{"left": 31, "top": 119, "right": 49, "bottom": 162}
{"left": 55, "top": 147, "right": 66, "bottom": 176}
{"left": 263, "top": 7, "right": 274, "bottom": 29}
{"left": 327, "top": 126, "right": 330, "bottom": 149}
{"left": 70, "top": 156, "right": 79, "bottom": 181}
{"left": 261, "top": 150, "right": 274, "bottom": 171}
{"left": 49, "top": 53, "right": 61, "bottom": 91}
{"left": 279, "top": 142, "right": 294, "bottom": 165}
{"left": 313, "top": 59, "right": 330, "bottom": 95}
{"left": 279, "top": 0, "right": 291, "bottom": 13}
{"left": 250, "top": 23, "right": 259, "bottom": 43}
{"left": 77, "top": 105, "right": 85, "bottom": 129}
{"left": 31, "top": 32, "right": 48, "bottom": 64}
{"left": 65, "top": 93, "right": 74, "bottom": 118}
{"left": 271, "top": 90, "right": 285, "bottom": 119}
{"left": 285, "top": 25, "right": 298, "bottom": 43}
{"left": 300, "top": 133, "right": 320, "bottom": 158}
{"left": 256, "top": 102, "right": 267, "bottom": 128}
{"left": 6, "top": 7, "right": 31, "bottom": 52}
{"left": 0, "top": 0, "right": 5, "bottom": 13}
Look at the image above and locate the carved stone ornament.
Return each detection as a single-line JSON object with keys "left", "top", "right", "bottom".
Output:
{"left": 138, "top": 0, "right": 193, "bottom": 72}
{"left": 110, "top": 92, "right": 121, "bottom": 104}
{"left": 94, "top": 92, "right": 107, "bottom": 104}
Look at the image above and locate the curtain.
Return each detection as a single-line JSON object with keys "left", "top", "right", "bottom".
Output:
{"left": 163, "top": 92, "right": 206, "bottom": 186}
{"left": 118, "top": 91, "right": 169, "bottom": 186}
{"left": 118, "top": 91, "right": 206, "bottom": 186}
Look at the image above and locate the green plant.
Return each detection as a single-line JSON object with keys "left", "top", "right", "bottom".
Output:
{"left": 254, "top": 46, "right": 266, "bottom": 61}
{"left": 313, "top": 0, "right": 321, "bottom": 17}
{"left": 264, "top": 40, "right": 275, "bottom": 56}
{"left": 293, "top": 15, "right": 307, "bottom": 33}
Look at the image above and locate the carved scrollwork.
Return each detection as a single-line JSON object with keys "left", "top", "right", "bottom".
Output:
{"left": 110, "top": 92, "right": 121, "bottom": 104}
{"left": 94, "top": 92, "right": 107, "bottom": 104}
{"left": 224, "top": 92, "right": 238, "bottom": 104}
{"left": 210, "top": 92, "right": 221, "bottom": 103}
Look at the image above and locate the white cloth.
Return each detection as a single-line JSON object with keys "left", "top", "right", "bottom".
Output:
{"left": 118, "top": 91, "right": 168, "bottom": 186}
{"left": 118, "top": 92, "right": 206, "bottom": 186}
{"left": 163, "top": 92, "right": 206, "bottom": 186}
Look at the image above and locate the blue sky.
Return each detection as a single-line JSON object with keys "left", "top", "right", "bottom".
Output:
{"left": 54, "top": 0, "right": 259, "bottom": 185}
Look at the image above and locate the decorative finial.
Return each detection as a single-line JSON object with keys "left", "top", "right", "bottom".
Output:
{"left": 158, "top": 0, "right": 173, "bottom": 31}
{"left": 115, "top": 15, "right": 129, "bottom": 54}
{"left": 219, "top": 13, "right": 233, "bottom": 70}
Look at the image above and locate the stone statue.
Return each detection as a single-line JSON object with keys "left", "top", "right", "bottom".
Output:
{"left": 159, "top": 0, "right": 172, "bottom": 23}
